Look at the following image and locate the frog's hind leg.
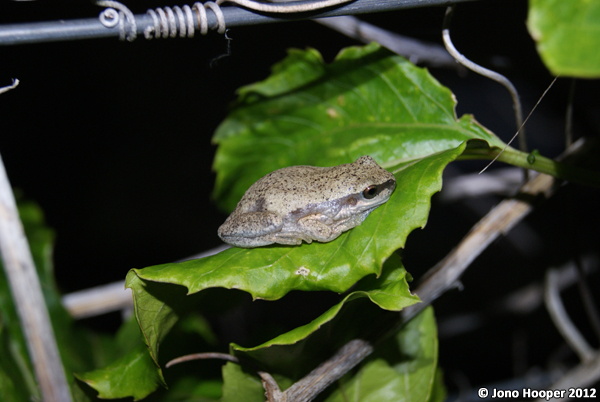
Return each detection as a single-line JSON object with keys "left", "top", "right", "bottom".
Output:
{"left": 296, "top": 215, "right": 341, "bottom": 243}
{"left": 218, "top": 211, "right": 284, "bottom": 248}
{"left": 273, "top": 232, "right": 312, "bottom": 246}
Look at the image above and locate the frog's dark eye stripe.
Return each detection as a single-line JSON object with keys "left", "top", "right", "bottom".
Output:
{"left": 363, "top": 185, "right": 379, "bottom": 199}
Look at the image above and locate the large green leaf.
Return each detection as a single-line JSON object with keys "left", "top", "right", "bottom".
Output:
{"left": 126, "top": 254, "right": 418, "bottom": 370}
{"left": 126, "top": 145, "right": 458, "bottom": 368}
{"left": 212, "top": 43, "right": 506, "bottom": 213}
{"left": 129, "top": 143, "right": 464, "bottom": 308}
{"left": 528, "top": 0, "right": 600, "bottom": 78}
{"left": 75, "top": 343, "right": 166, "bottom": 401}
{"left": 228, "top": 254, "right": 419, "bottom": 377}
{"left": 325, "top": 306, "right": 439, "bottom": 402}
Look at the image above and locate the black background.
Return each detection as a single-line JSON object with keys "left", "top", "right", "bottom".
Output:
{"left": 1, "top": 0, "right": 599, "bottom": 395}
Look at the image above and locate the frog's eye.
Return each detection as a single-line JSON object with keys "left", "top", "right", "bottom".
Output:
{"left": 363, "top": 185, "right": 379, "bottom": 199}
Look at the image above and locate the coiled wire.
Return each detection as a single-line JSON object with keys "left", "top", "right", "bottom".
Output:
{"left": 98, "top": 1, "right": 226, "bottom": 41}
{"left": 98, "top": 0, "right": 353, "bottom": 41}
{"left": 145, "top": 2, "right": 226, "bottom": 39}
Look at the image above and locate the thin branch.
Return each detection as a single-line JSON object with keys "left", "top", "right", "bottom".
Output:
{"left": 62, "top": 281, "right": 133, "bottom": 319}
{"left": 437, "top": 255, "right": 598, "bottom": 339}
{"left": 261, "top": 339, "right": 373, "bottom": 402}
{"left": 565, "top": 79, "right": 576, "bottom": 148}
{"left": 402, "top": 137, "right": 592, "bottom": 322}
{"left": 166, "top": 352, "right": 239, "bottom": 368}
{"left": 438, "top": 167, "right": 523, "bottom": 202}
{"left": 402, "top": 171, "right": 556, "bottom": 321}
{"left": 562, "top": 79, "right": 600, "bottom": 342}
{"left": 0, "top": 78, "right": 19, "bottom": 94}
{"left": 316, "top": 15, "right": 460, "bottom": 70}
{"left": 544, "top": 268, "right": 596, "bottom": 363}
{"left": 441, "top": 6, "right": 528, "bottom": 174}
{"left": 60, "top": 244, "right": 230, "bottom": 319}
{"left": 497, "top": 255, "right": 598, "bottom": 316}
{"left": 0, "top": 152, "right": 73, "bottom": 401}
{"left": 537, "top": 352, "right": 600, "bottom": 402}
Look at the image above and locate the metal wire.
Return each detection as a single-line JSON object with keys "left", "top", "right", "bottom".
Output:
{"left": 0, "top": 0, "right": 478, "bottom": 46}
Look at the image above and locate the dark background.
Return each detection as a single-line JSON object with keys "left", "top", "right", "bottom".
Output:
{"left": 1, "top": 0, "right": 599, "bottom": 395}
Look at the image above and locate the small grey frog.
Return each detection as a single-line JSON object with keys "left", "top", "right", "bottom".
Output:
{"left": 218, "top": 156, "right": 396, "bottom": 248}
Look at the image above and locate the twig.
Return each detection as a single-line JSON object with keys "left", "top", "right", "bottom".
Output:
{"left": 437, "top": 256, "right": 598, "bottom": 339}
{"left": 402, "top": 171, "right": 556, "bottom": 321}
{"left": 441, "top": 6, "right": 528, "bottom": 175}
{"left": 402, "top": 137, "right": 592, "bottom": 322}
{"left": 497, "top": 255, "right": 597, "bottom": 316}
{"left": 438, "top": 167, "right": 523, "bottom": 202}
{"left": 260, "top": 339, "right": 373, "bottom": 402}
{"left": 0, "top": 78, "right": 19, "bottom": 94}
{"left": 166, "top": 352, "right": 239, "bottom": 368}
{"left": 544, "top": 268, "right": 596, "bottom": 363}
{"left": 0, "top": 152, "right": 73, "bottom": 400}
{"left": 62, "top": 281, "right": 133, "bottom": 319}
{"left": 565, "top": 79, "right": 576, "bottom": 148}
{"left": 316, "top": 15, "right": 460, "bottom": 70}
{"left": 60, "top": 244, "right": 230, "bottom": 319}
{"left": 536, "top": 352, "right": 600, "bottom": 402}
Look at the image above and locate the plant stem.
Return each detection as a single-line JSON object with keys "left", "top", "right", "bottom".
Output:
{"left": 460, "top": 144, "right": 600, "bottom": 189}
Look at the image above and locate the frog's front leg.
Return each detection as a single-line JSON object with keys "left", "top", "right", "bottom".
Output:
{"left": 296, "top": 214, "right": 341, "bottom": 243}
{"left": 218, "top": 211, "right": 284, "bottom": 247}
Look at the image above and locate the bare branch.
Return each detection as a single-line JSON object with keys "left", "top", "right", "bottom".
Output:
{"left": 537, "top": 352, "right": 600, "bottom": 402}
{"left": 402, "top": 137, "right": 593, "bottom": 322}
{"left": 544, "top": 268, "right": 596, "bottom": 363}
{"left": 261, "top": 339, "right": 373, "bottom": 402}
{"left": 62, "top": 281, "right": 133, "bottom": 319}
{"left": 166, "top": 352, "right": 239, "bottom": 368}
{"left": 0, "top": 78, "right": 19, "bottom": 94}
{"left": 402, "top": 170, "right": 556, "bottom": 321}
{"left": 316, "top": 15, "right": 459, "bottom": 70}
{"left": 438, "top": 167, "right": 523, "bottom": 202}
{"left": 61, "top": 244, "right": 230, "bottom": 319}
{"left": 0, "top": 153, "right": 73, "bottom": 401}
{"left": 442, "top": 5, "right": 529, "bottom": 175}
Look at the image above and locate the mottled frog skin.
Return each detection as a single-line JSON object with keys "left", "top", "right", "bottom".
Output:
{"left": 218, "top": 156, "right": 396, "bottom": 248}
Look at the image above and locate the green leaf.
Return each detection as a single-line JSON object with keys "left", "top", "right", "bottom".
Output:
{"left": 212, "top": 43, "right": 505, "bottom": 213}
{"left": 428, "top": 369, "right": 447, "bottom": 402}
{"left": 126, "top": 144, "right": 455, "bottom": 367}
{"left": 528, "top": 0, "right": 600, "bottom": 78}
{"left": 130, "top": 142, "right": 464, "bottom": 307}
{"left": 231, "top": 253, "right": 418, "bottom": 350}
{"left": 325, "top": 306, "right": 440, "bottom": 402}
{"left": 75, "top": 343, "right": 166, "bottom": 401}
{"left": 220, "top": 362, "right": 265, "bottom": 402}
{"left": 126, "top": 270, "right": 180, "bottom": 364}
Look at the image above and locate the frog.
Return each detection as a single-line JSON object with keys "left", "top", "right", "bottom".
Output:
{"left": 217, "top": 155, "right": 396, "bottom": 248}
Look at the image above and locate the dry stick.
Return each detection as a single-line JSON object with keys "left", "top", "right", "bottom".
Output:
{"left": 441, "top": 6, "right": 527, "bottom": 174}
{"left": 260, "top": 339, "right": 373, "bottom": 402}
{"left": 536, "top": 353, "right": 600, "bottom": 402}
{"left": 316, "top": 15, "right": 460, "bottom": 70}
{"left": 544, "top": 268, "right": 596, "bottom": 363}
{"left": 0, "top": 154, "right": 73, "bottom": 402}
{"left": 0, "top": 78, "right": 19, "bottom": 94}
{"left": 402, "top": 136, "right": 590, "bottom": 322}
{"left": 563, "top": 79, "right": 600, "bottom": 342}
